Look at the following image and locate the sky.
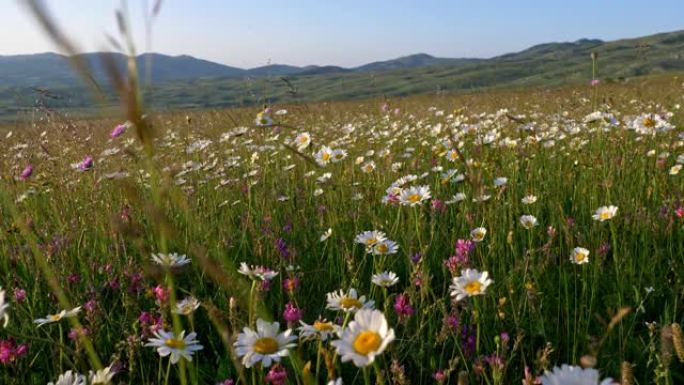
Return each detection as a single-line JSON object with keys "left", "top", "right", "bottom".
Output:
{"left": 3, "top": 0, "right": 684, "bottom": 68}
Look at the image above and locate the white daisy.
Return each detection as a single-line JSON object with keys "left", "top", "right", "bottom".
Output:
{"left": 331, "top": 309, "right": 395, "bottom": 367}
{"left": 354, "top": 230, "right": 387, "bottom": 248}
{"left": 592, "top": 205, "right": 618, "bottom": 222}
{"left": 34, "top": 306, "right": 82, "bottom": 327}
{"left": 294, "top": 132, "right": 311, "bottom": 150}
{"left": 371, "top": 271, "right": 399, "bottom": 288}
{"left": 470, "top": 227, "right": 487, "bottom": 242}
{"left": 398, "top": 185, "right": 431, "bottom": 206}
{"left": 326, "top": 288, "right": 375, "bottom": 313}
{"left": 371, "top": 240, "right": 399, "bottom": 256}
{"left": 238, "top": 263, "right": 279, "bottom": 281}
{"left": 521, "top": 195, "right": 538, "bottom": 204}
{"left": 450, "top": 269, "right": 493, "bottom": 301}
{"left": 361, "top": 161, "right": 376, "bottom": 173}
{"left": 315, "top": 146, "right": 333, "bottom": 166}
{"left": 519, "top": 215, "right": 538, "bottom": 229}
{"left": 0, "top": 287, "right": 9, "bottom": 327}
{"left": 446, "top": 192, "right": 467, "bottom": 204}
{"left": 320, "top": 228, "right": 333, "bottom": 242}
{"left": 89, "top": 365, "right": 116, "bottom": 384}
{"left": 234, "top": 319, "right": 296, "bottom": 368}
{"left": 539, "top": 364, "right": 613, "bottom": 385}
{"left": 47, "top": 370, "right": 87, "bottom": 385}
{"left": 331, "top": 149, "right": 348, "bottom": 163}
{"left": 151, "top": 252, "right": 191, "bottom": 268}
{"left": 145, "top": 329, "right": 203, "bottom": 364}
{"left": 255, "top": 111, "right": 273, "bottom": 127}
{"left": 494, "top": 177, "right": 508, "bottom": 187}
{"left": 298, "top": 318, "right": 339, "bottom": 341}
{"left": 570, "top": 247, "right": 590, "bottom": 265}
{"left": 174, "top": 297, "right": 201, "bottom": 315}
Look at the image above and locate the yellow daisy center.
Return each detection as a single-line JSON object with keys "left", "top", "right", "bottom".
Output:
{"left": 576, "top": 252, "right": 587, "bottom": 262}
{"left": 375, "top": 243, "right": 389, "bottom": 254}
{"left": 464, "top": 280, "right": 482, "bottom": 294}
{"left": 49, "top": 314, "right": 62, "bottom": 321}
{"left": 164, "top": 338, "right": 186, "bottom": 349}
{"left": 365, "top": 238, "right": 377, "bottom": 246}
{"left": 253, "top": 337, "right": 279, "bottom": 354}
{"left": 340, "top": 297, "right": 363, "bottom": 309}
{"left": 599, "top": 211, "right": 611, "bottom": 220}
{"left": 643, "top": 117, "right": 656, "bottom": 128}
{"left": 313, "top": 321, "right": 334, "bottom": 332}
{"left": 353, "top": 331, "right": 382, "bottom": 355}
{"left": 322, "top": 152, "right": 331, "bottom": 161}
{"left": 408, "top": 194, "right": 421, "bottom": 203}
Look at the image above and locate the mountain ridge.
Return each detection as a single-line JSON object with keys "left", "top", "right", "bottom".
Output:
{"left": 2, "top": 29, "right": 684, "bottom": 117}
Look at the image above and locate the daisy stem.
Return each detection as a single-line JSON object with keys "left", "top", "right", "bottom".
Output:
{"left": 249, "top": 280, "right": 257, "bottom": 327}
{"left": 413, "top": 207, "right": 423, "bottom": 253}
{"left": 58, "top": 323, "right": 63, "bottom": 373}
{"left": 164, "top": 357, "right": 172, "bottom": 385}
{"left": 315, "top": 339, "right": 323, "bottom": 381}
{"left": 362, "top": 366, "right": 371, "bottom": 385}
{"left": 474, "top": 298, "right": 481, "bottom": 355}
{"left": 373, "top": 360, "right": 385, "bottom": 385}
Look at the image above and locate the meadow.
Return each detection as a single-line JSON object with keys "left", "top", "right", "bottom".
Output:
{"left": 1, "top": 75, "right": 684, "bottom": 384}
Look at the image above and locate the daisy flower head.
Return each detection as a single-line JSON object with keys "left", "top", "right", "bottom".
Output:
{"left": 371, "top": 271, "right": 399, "bottom": 288}
{"left": 238, "top": 262, "right": 279, "bottom": 281}
{"left": 570, "top": 247, "right": 590, "bottom": 265}
{"left": 494, "top": 177, "right": 508, "bottom": 187}
{"left": 315, "top": 146, "right": 333, "bottom": 166}
{"left": 354, "top": 230, "right": 387, "bottom": 248}
{"left": 361, "top": 161, "right": 376, "bottom": 173}
{"left": 446, "top": 192, "right": 467, "bottom": 204}
{"left": 298, "top": 318, "right": 339, "bottom": 341}
{"left": 450, "top": 269, "right": 493, "bottom": 301}
{"left": 151, "top": 252, "right": 191, "bottom": 268}
{"left": 320, "top": 228, "right": 333, "bottom": 242}
{"left": 174, "top": 296, "right": 201, "bottom": 316}
{"left": 47, "top": 370, "right": 87, "bottom": 385}
{"left": 326, "top": 288, "right": 375, "bottom": 313}
{"left": 592, "top": 205, "right": 618, "bottom": 222}
{"left": 89, "top": 364, "right": 116, "bottom": 385}
{"left": 539, "top": 364, "right": 613, "bottom": 385}
{"left": 371, "top": 239, "right": 399, "bottom": 256}
{"left": 34, "top": 306, "right": 82, "bottom": 327}
{"left": 331, "top": 309, "right": 395, "bottom": 367}
{"left": 470, "top": 227, "right": 487, "bottom": 242}
{"left": 632, "top": 113, "right": 673, "bottom": 135}
{"left": 255, "top": 111, "right": 273, "bottom": 127}
{"left": 521, "top": 195, "right": 538, "bottom": 205}
{"left": 293, "top": 132, "right": 311, "bottom": 151}
{"left": 331, "top": 148, "right": 348, "bottom": 163}
{"left": 145, "top": 329, "right": 203, "bottom": 364}
{"left": 398, "top": 185, "right": 432, "bottom": 206}
{"left": 445, "top": 149, "right": 460, "bottom": 162}
{"left": 234, "top": 319, "right": 296, "bottom": 368}
{"left": 519, "top": 215, "right": 539, "bottom": 229}
{"left": 0, "top": 287, "right": 9, "bottom": 327}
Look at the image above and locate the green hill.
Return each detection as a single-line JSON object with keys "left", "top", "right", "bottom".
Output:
{"left": 2, "top": 29, "right": 684, "bottom": 118}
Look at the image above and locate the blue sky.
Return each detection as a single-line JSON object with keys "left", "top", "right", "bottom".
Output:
{"left": 4, "top": 0, "right": 683, "bottom": 68}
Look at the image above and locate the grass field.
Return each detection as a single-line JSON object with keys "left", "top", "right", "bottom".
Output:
{"left": 2, "top": 75, "right": 684, "bottom": 384}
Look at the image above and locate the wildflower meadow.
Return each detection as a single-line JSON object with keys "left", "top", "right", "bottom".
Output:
{"left": 2, "top": 2, "right": 684, "bottom": 385}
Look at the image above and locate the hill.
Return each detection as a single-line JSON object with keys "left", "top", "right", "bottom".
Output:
{"left": 2, "top": 29, "right": 684, "bottom": 117}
